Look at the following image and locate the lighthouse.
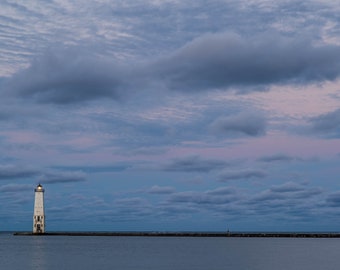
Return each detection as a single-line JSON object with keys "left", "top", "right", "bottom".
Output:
{"left": 33, "top": 184, "right": 45, "bottom": 234}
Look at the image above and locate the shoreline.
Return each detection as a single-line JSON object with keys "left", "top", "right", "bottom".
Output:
{"left": 12, "top": 231, "right": 340, "bottom": 238}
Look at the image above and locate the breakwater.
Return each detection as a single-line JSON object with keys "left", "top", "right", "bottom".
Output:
{"left": 13, "top": 231, "right": 340, "bottom": 238}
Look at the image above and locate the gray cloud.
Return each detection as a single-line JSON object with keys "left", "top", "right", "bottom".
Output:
{"left": 205, "top": 186, "right": 237, "bottom": 196}
{"left": 52, "top": 165, "right": 130, "bottom": 173}
{"left": 0, "top": 164, "right": 38, "bottom": 180}
{"left": 309, "top": 109, "right": 340, "bottom": 137}
{"left": 258, "top": 154, "right": 296, "bottom": 163}
{"left": 326, "top": 192, "right": 340, "bottom": 207}
{"left": 154, "top": 32, "right": 340, "bottom": 92}
{"left": 5, "top": 31, "right": 340, "bottom": 105}
{"left": 39, "top": 171, "right": 87, "bottom": 184}
{"left": 113, "top": 197, "right": 153, "bottom": 217}
{"left": 269, "top": 183, "right": 322, "bottom": 200}
{"left": 250, "top": 182, "right": 323, "bottom": 204}
{"left": 168, "top": 187, "right": 240, "bottom": 205}
{"left": 148, "top": 185, "right": 176, "bottom": 195}
{"left": 0, "top": 183, "right": 32, "bottom": 192}
{"left": 163, "top": 156, "right": 229, "bottom": 173}
{"left": 218, "top": 169, "right": 267, "bottom": 182}
{"left": 210, "top": 111, "right": 266, "bottom": 137}
{"left": 162, "top": 183, "right": 324, "bottom": 222}
{"left": 270, "top": 182, "right": 305, "bottom": 193}
{"left": 6, "top": 47, "right": 138, "bottom": 104}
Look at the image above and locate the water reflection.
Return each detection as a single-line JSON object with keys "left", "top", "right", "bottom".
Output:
{"left": 29, "top": 237, "right": 47, "bottom": 270}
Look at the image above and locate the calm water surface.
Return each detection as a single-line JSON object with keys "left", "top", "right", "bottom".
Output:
{"left": 1, "top": 233, "right": 340, "bottom": 270}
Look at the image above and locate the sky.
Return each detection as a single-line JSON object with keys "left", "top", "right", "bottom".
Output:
{"left": 1, "top": 0, "right": 340, "bottom": 232}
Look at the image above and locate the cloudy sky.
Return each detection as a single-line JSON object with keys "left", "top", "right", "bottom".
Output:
{"left": 1, "top": 0, "right": 340, "bottom": 232}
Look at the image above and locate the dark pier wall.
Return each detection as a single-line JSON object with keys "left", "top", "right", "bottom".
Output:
{"left": 13, "top": 232, "right": 340, "bottom": 238}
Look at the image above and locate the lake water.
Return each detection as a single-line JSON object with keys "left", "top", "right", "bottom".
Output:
{"left": 1, "top": 233, "right": 340, "bottom": 270}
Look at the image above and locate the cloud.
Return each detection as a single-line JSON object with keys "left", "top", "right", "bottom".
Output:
{"left": 257, "top": 154, "right": 296, "bottom": 162}
{"left": 113, "top": 197, "right": 153, "bottom": 216}
{"left": 0, "top": 183, "right": 32, "bottom": 192}
{"left": 39, "top": 171, "right": 87, "bottom": 184}
{"left": 0, "top": 164, "right": 38, "bottom": 180}
{"left": 52, "top": 165, "right": 130, "bottom": 173}
{"left": 210, "top": 111, "right": 266, "bottom": 137}
{"left": 168, "top": 187, "right": 240, "bottom": 205}
{"left": 250, "top": 182, "right": 323, "bottom": 204}
{"left": 6, "top": 31, "right": 340, "bottom": 105}
{"left": 6, "top": 47, "right": 139, "bottom": 104}
{"left": 163, "top": 156, "right": 229, "bottom": 172}
{"left": 326, "top": 192, "right": 340, "bottom": 207}
{"left": 270, "top": 182, "right": 305, "bottom": 193}
{"left": 148, "top": 185, "right": 176, "bottom": 195}
{"left": 218, "top": 169, "right": 267, "bottom": 182}
{"left": 205, "top": 186, "right": 237, "bottom": 196}
{"left": 309, "top": 109, "right": 340, "bottom": 137}
{"left": 154, "top": 32, "right": 340, "bottom": 92}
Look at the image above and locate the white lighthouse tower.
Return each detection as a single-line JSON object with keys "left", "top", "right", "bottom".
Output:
{"left": 33, "top": 184, "right": 45, "bottom": 234}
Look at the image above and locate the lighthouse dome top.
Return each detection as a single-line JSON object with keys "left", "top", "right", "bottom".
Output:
{"left": 35, "top": 183, "right": 44, "bottom": 192}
